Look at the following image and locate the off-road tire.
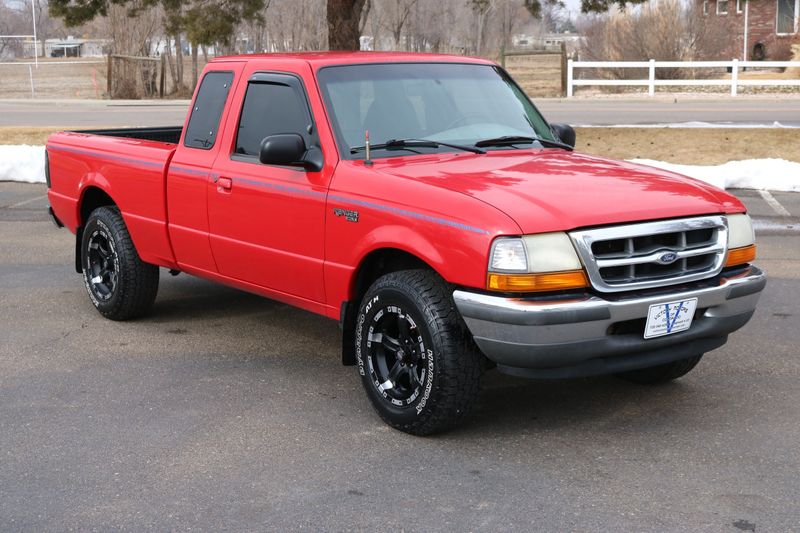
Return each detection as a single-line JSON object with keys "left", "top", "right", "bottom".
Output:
{"left": 81, "top": 206, "right": 159, "bottom": 320}
{"left": 355, "top": 269, "right": 483, "bottom": 436}
{"left": 616, "top": 354, "right": 704, "bottom": 384}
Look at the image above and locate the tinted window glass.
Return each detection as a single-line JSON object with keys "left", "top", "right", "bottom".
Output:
{"left": 317, "top": 63, "right": 555, "bottom": 159}
{"left": 235, "top": 79, "right": 314, "bottom": 157}
{"left": 184, "top": 71, "right": 234, "bottom": 150}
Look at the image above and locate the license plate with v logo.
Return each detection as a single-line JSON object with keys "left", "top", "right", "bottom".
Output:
{"left": 644, "top": 298, "right": 698, "bottom": 339}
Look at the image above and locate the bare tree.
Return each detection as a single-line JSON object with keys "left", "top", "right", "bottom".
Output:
{"left": 384, "top": 0, "right": 420, "bottom": 49}
{"left": 579, "top": 0, "right": 735, "bottom": 78}
{"left": 470, "top": 0, "right": 494, "bottom": 55}
{"left": 496, "top": 0, "right": 524, "bottom": 58}
{"left": 0, "top": 0, "right": 69, "bottom": 59}
{"left": 539, "top": 1, "right": 566, "bottom": 33}
{"left": 0, "top": 5, "right": 25, "bottom": 59}
{"left": 105, "top": 3, "right": 162, "bottom": 97}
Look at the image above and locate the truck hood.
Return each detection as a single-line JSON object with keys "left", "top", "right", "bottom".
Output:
{"left": 373, "top": 150, "right": 743, "bottom": 234}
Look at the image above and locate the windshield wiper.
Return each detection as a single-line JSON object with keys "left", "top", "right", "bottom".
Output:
{"left": 474, "top": 135, "right": 573, "bottom": 151}
{"left": 350, "top": 138, "right": 485, "bottom": 155}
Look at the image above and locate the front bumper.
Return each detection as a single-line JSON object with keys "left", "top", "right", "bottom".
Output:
{"left": 453, "top": 266, "right": 766, "bottom": 379}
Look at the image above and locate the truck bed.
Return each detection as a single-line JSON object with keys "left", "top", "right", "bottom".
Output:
{"left": 46, "top": 129, "right": 180, "bottom": 269}
{"left": 73, "top": 126, "right": 183, "bottom": 145}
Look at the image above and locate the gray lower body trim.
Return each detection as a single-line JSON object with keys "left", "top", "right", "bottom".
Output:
{"left": 453, "top": 266, "right": 765, "bottom": 378}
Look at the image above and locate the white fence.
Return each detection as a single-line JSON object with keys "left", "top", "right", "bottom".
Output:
{"left": 566, "top": 59, "right": 800, "bottom": 97}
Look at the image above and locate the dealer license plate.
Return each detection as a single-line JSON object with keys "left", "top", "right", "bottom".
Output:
{"left": 644, "top": 298, "right": 698, "bottom": 339}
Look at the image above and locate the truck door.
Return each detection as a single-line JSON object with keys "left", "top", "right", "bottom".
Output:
{"left": 207, "top": 69, "right": 330, "bottom": 303}
{"left": 167, "top": 63, "right": 243, "bottom": 274}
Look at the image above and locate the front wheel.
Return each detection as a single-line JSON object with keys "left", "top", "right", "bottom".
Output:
{"left": 355, "top": 270, "right": 483, "bottom": 436}
{"left": 81, "top": 206, "right": 159, "bottom": 320}
{"left": 616, "top": 354, "right": 704, "bottom": 384}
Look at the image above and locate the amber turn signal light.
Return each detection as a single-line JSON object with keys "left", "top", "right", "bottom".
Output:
{"left": 487, "top": 270, "right": 589, "bottom": 292}
{"left": 725, "top": 244, "right": 756, "bottom": 268}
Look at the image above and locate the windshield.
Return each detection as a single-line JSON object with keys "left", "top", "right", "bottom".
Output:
{"left": 316, "top": 62, "right": 556, "bottom": 159}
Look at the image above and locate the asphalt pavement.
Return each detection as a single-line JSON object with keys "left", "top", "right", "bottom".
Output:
{"left": 1, "top": 183, "right": 799, "bottom": 531}
{"left": 537, "top": 97, "right": 800, "bottom": 127}
{"left": 1, "top": 96, "right": 799, "bottom": 128}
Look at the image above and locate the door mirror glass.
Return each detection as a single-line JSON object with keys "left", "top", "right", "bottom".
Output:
{"left": 550, "top": 123, "right": 576, "bottom": 148}
{"left": 259, "top": 134, "right": 322, "bottom": 172}
{"left": 259, "top": 134, "right": 307, "bottom": 166}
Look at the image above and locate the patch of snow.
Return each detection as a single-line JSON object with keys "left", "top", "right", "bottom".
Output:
{"left": 628, "top": 158, "right": 800, "bottom": 192}
{"left": 0, "top": 144, "right": 797, "bottom": 194}
{"left": 0, "top": 145, "right": 46, "bottom": 183}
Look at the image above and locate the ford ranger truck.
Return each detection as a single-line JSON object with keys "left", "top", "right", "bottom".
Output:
{"left": 45, "top": 52, "right": 766, "bottom": 435}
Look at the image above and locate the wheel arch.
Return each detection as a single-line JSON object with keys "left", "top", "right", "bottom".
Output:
{"left": 340, "top": 247, "right": 440, "bottom": 366}
{"left": 79, "top": 186, "right": 117, "bottom": 225}
{"left": 75, "top": 185, "right": 118, "bottom": 273}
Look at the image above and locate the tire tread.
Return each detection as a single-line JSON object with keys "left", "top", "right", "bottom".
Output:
{"left": 359, "top": 269, "right": 483, "bottom": 436}
{"left": 83, "top": 206, "right": 159, "bottom": 320}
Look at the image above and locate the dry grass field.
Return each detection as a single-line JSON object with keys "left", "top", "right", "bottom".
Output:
{"left": 0, "top": 57, "right": 209, "bottom": 99}
{"left": 0, "top": 59, "right": 107, "bottom": 99}
{"left": 503, "top": 52, "right": 564, "bottom": 98}
{"left": 0, "top": 127, "right": 65, "bottom": 144}
{"left": 574, "top": 127, "right": 800, "bottom": 164}
{"left": 2, "top": 125, "right": 798, "bottom": 166}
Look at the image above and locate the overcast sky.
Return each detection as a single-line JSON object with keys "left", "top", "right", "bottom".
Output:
{"left": 563, "top": 0, "right": 583, "bottom": 15}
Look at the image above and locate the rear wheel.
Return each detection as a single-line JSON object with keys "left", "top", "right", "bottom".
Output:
{"left": 81, "top": 206, "right": 159, "bottom": 320}
{"left": 616, "top": 354, "right": 704, "bottom": 384}
{"left": 355, "top": 270, "right": 483, "bottom": 436}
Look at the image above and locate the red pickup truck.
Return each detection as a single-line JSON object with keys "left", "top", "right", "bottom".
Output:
{"left": 46, "top": 52, "right": 765, "bottom": 435}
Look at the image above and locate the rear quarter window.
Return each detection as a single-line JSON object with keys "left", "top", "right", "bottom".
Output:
{"left": 184, "top": 71, "right": 234, "bottom": 150}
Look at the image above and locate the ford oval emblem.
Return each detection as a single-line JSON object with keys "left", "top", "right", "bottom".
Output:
{"left": 658, "top": 252, "right": 679, "bottom": 265}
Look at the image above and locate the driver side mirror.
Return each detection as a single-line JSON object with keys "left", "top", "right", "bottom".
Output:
{"left": 550, "top": 123, "right": 576, "bottom": 148}
{"left": 259, "top": 134, "right": 323, "bottom": 172}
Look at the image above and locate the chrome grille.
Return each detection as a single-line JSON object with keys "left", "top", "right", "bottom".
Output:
{"left": 570, "top": 216, "right": 728, "bottom": 292}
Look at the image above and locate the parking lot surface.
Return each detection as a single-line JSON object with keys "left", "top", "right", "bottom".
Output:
{"left": 1, "top": 183, "right": 798, "bottom": 531}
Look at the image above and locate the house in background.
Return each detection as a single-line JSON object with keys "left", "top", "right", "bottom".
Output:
{"left": 19, "top": 36, "right": 110, "bottom": 58}
{"left": 512, "top": 32, "right": 580, "bottom": 52}
{"left": 45, "top": 37, "right": 110, "bottom": 58}
{"left": 699, "top": 0, "right": 798, "bottom": 59}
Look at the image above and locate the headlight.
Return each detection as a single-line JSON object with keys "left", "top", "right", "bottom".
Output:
{"left": 726, "top": 213, "right": 756, "bottom": 267}
{"left": 523, "top": 233, "right": 584, "bottom": 272}
{"left": 487, "top": 233, "right": 588, "bottom": 292}
{"left": 727, "top": 213, "right": 755, "bottom": 249}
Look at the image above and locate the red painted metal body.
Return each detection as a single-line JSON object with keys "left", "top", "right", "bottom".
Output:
{"left": 46, "top": 52, "right": 747, "bottom": 321}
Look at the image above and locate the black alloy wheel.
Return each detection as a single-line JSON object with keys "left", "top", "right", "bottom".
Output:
{"left": 85, "top": 225, "right": 118, "bottom": 302}
{"left": 366, "top": 305, "right": 429, "bottom": 407}
{"left": 356, "top": 270, "right": 484, "bottom": 435}
{"left": 81, "top": 206, "right": 159, "bottom": 320}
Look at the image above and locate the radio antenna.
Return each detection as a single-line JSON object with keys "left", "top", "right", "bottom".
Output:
{"left": 364, "top": 130, "right": 372, "bottom": 166}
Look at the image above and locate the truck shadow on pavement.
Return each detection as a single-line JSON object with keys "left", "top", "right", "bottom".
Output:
{"left": 463, "top": 373, "right": 701, "bottom": 437}
{"left": 138, "top": 273, "right": 717, "bottom": 437}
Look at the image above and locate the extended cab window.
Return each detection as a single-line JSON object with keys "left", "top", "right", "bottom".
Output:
{"left": 184, "top": 71, "right": 234, "bottom": 150}
{"left": 235, "top": 74, "right": 315, "bottom": 158}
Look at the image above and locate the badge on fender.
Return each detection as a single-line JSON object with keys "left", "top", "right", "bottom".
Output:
{"left": 333, "top": 208, "right": 359, "bottom": 223}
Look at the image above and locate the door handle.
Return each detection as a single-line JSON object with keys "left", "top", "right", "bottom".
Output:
{"left": 216, "top": 176, "right": 232, "bottom": 192}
